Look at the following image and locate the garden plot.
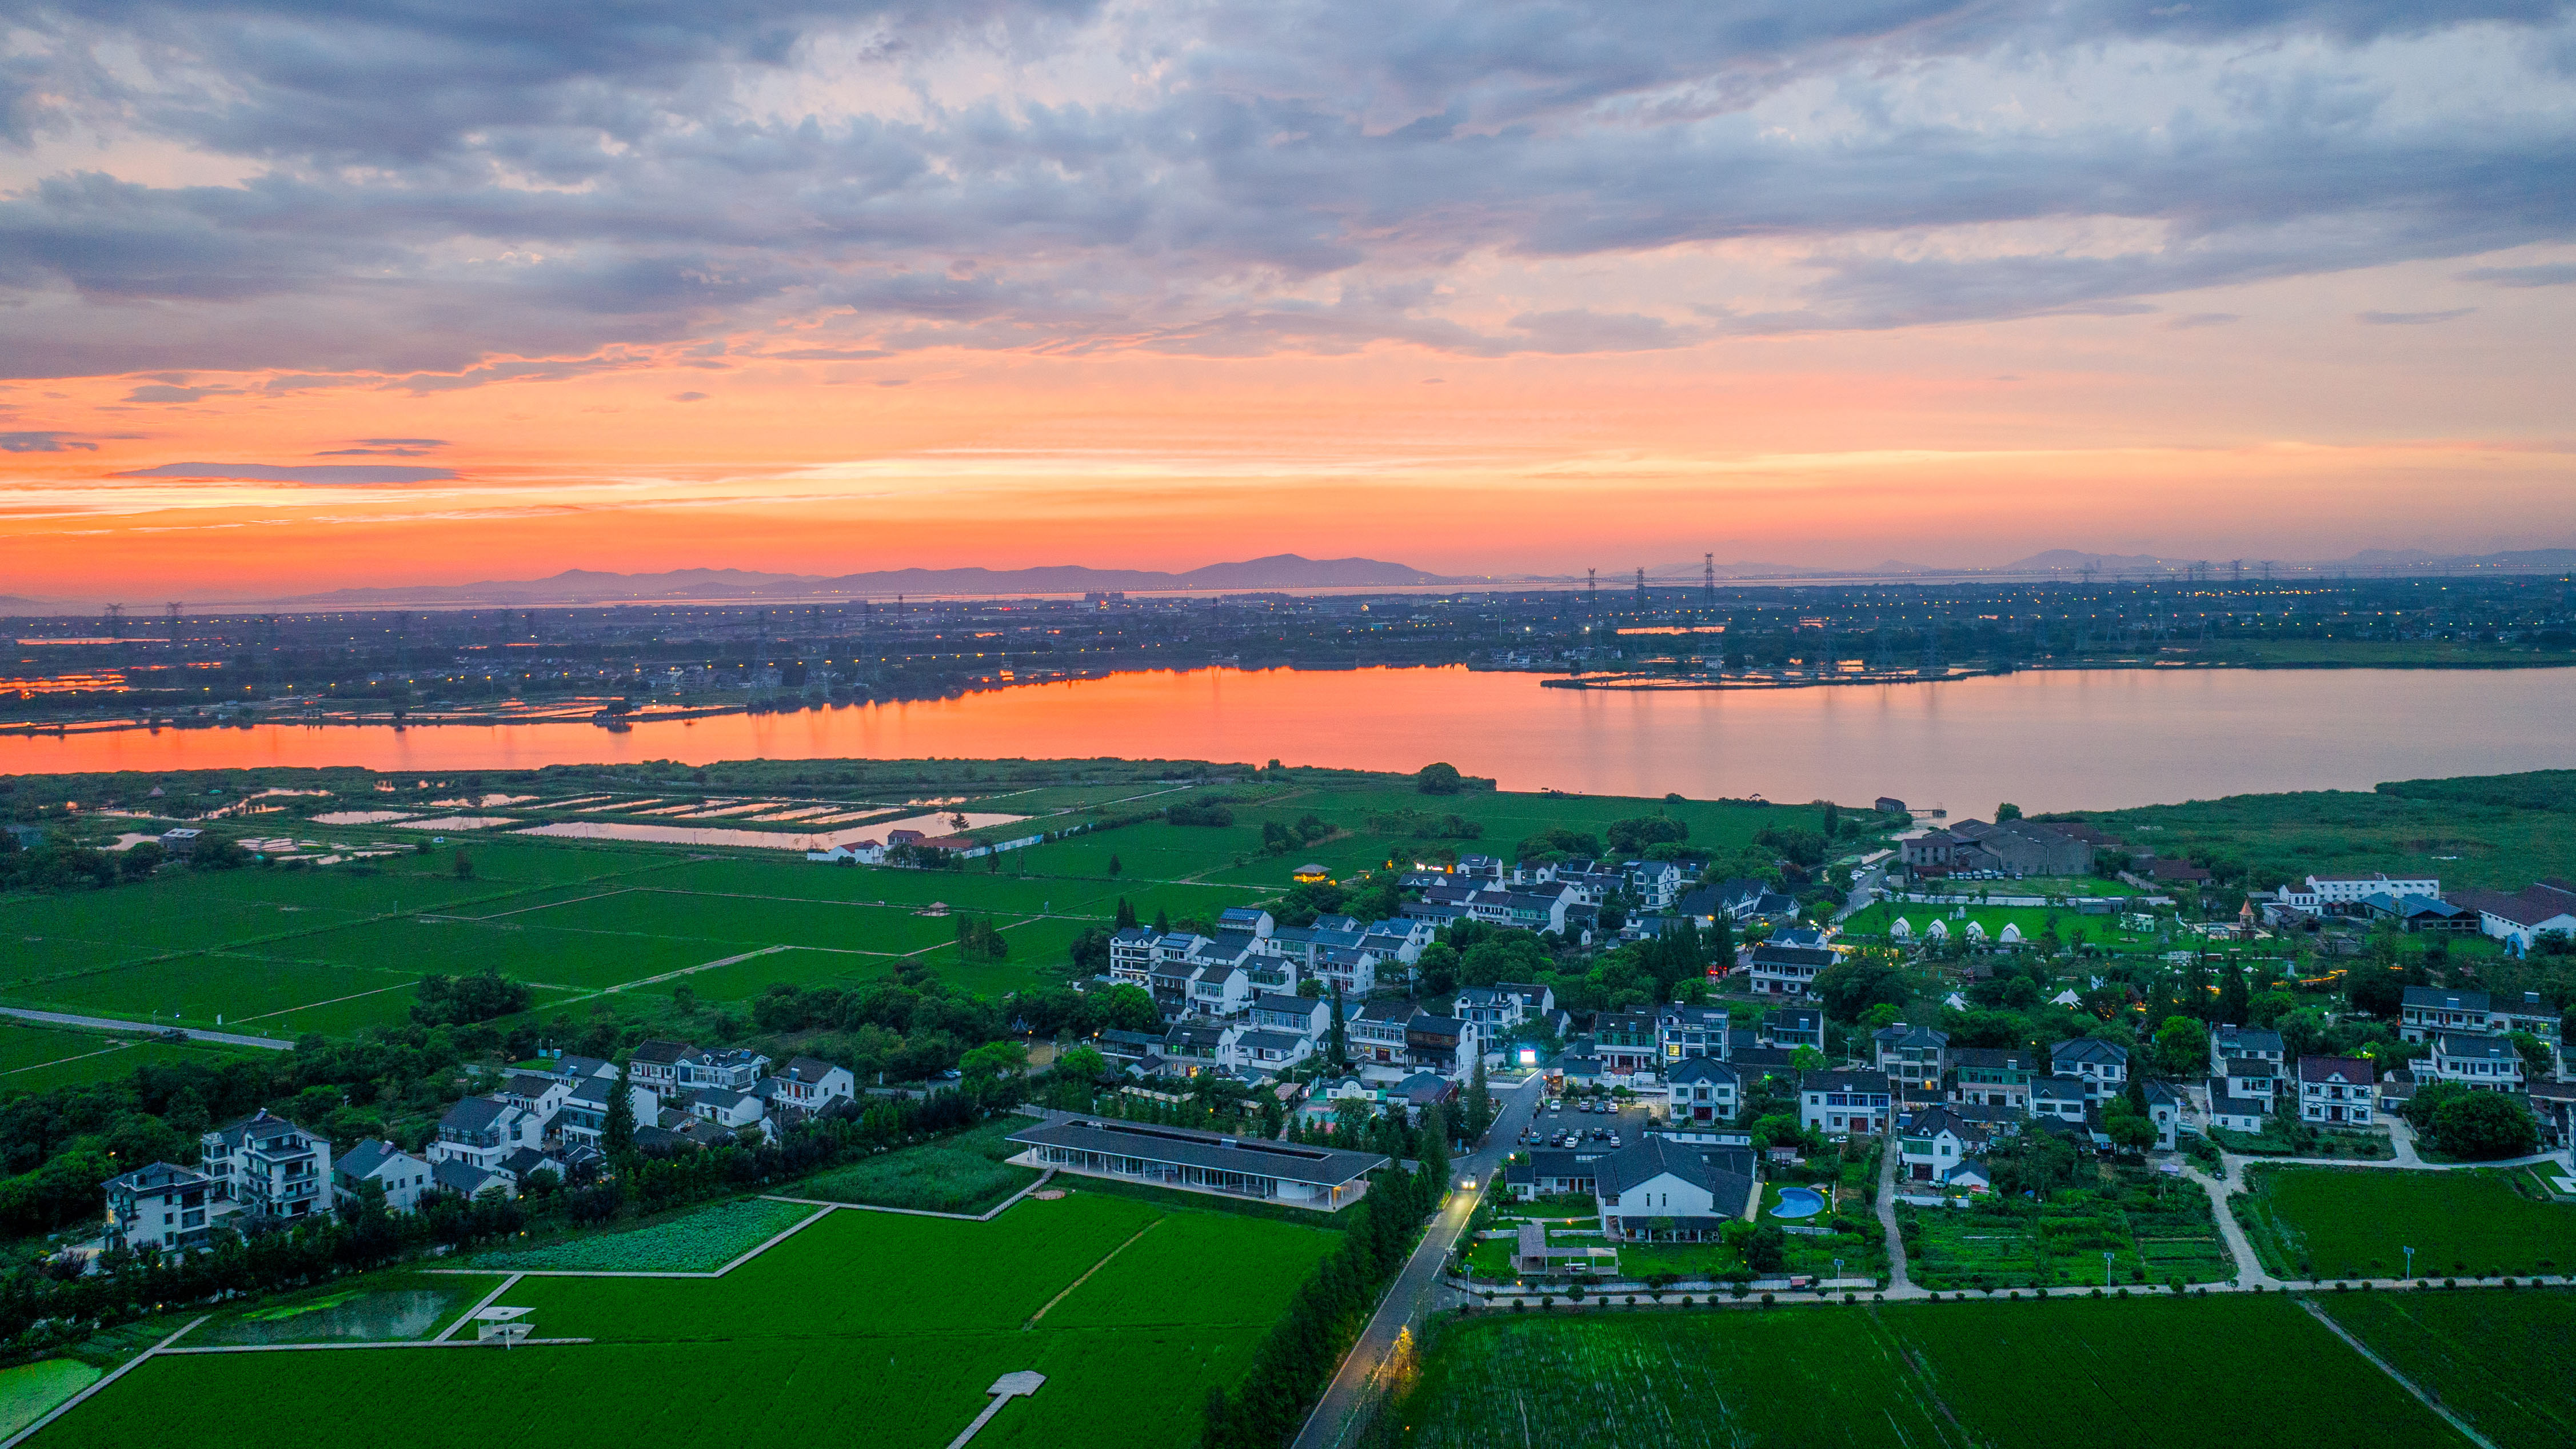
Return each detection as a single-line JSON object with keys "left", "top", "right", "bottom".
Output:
{"left": 2238, "top": 1166, "right": 2576, "bottom": 1280}
{"left": 1899, "top": 1168, "right": 2229, "bottom": 1291}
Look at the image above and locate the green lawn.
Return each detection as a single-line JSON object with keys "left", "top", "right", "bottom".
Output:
{"left": 1395, "top": 1295, "right": 2463, "bottom": 1448}
{"left": 2320, "top": 1290, "right": 2576, "bottom": 1449}
{"left": 2237, "top": 1167, "right": 2576, "bottom": 1280}
{"left": 0, "top": 1359, "right": 98, "bottom": 1440}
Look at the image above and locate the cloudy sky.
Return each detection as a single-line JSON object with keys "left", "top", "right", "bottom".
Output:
{"left": 2, "top": 0, "right": 2572, "bottom": 596}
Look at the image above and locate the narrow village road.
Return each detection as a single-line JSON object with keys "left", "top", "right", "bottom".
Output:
{"left": 0, "top": 1005, "right": 293, "bottom": 1051}
{"left": 1291, "top": 1073, "right": 1546, "bottom": 1449}
{"left": 1875, "top": 1135, "right": 1913, "bottom": 1293}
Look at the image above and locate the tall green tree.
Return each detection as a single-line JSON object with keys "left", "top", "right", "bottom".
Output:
{"left": 604, "top": 1060, "right": 637, "bottom": 1155}
{"left": 1327, "top": 984, "right": 1350, "bottom": 1069}
{"left": 1461, "top": 1056, "right": 1492, "bottom": 1145}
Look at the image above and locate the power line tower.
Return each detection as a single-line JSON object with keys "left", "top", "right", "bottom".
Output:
{"left": 1871, "top": 625, "right": 1895, "bottom": 673}
{"left": 1634, "top": 566, "right": 1646, "bottom": 608}
{"left": 1585, "top": 569, "right": 1597, "bottom": 616}
{"left": 2228, "top": 559, "right": 2243, "bottom": 585}
{"left": 103, "top": 602, "right": 126, "bottom": 638}
{"left": 163, "top": 601, "right": 181, "bottom": 640}
{"left": 1703, "top": 553, "right": 1716, "bottom": 606}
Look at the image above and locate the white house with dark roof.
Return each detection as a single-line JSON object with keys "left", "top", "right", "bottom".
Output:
{"left": 429, "top": 1097, "right": 540, "bottom": 1171}
{"left": 2049, "top": 1037, "right": 2128, "bottom": 1101}
{"left": 433, "top": 1158, "right": 512, "bottom": 1200}
{"left": 1348, "top": 1000, "right": 1420, "bottom": 1067}
{"left": 1761, "top": 1007, "right": 1825, "bottom": 1051}
{"left": 677, "top": 1046, "right": 771, "bottom": 1093}
{"left": 1664, "top": 1057, "right": 1742, "bottom": 1125}
{"left": 201, "top": 1110, "right": 330, "bottom": 1223}
{"left": 500, "top": 1072, "right": 573, "bottom": 1121}
{"left": 2142, "top": 1080, "right": 2186, "bottom": 1151}
{"left": 1746, "top": 943, "right": 1835, "bottom": 997}
{"left": 2398, "top": 987, "right": 2561, "bottom": 1060}
{"left": 2457, "top": 880, "right": 2576, "bottom": 950}
{"left": 2305, "top": 872, "right": 2441, "bottom": 905}
{"left": 2029, "top": 1075, "right": 2089, "bottom": 1124}
{"left": 1799, "top": 1069, "right": 1893, "bottom": 1136}
{"left": 1595, "top": 1137, "right": 1759, "bottom": 1242}
{"left": 1251, "top": 993, "right": 1331, "bottom": 1037}
{"left": 627, "top": 1039, "right": 694, "bottom": 1096}
{"left": 103, "top": 1163, "right": 214, "bottom": 1252}
{"left": 333, "top": 1139, "right": 436, "bottom": 1214}
{"left": 1224, "top": 1028, "right": 1316, "bottom": 1074}
{"left": 1216, "top": 907, "right": 1275, "bottom": 937}
{"left": 2297, "top": 1056, "right": 2377, "bottom": 1125}
{"left": 557, "top": 1077, "right": 660, "bottom": 1151}
{"left": 1898, "top": 1105, "right": 1994, "bottom": 1188}
{"left": 1872, "top": 1022, "right": 1950, "bottom": 1088}
{"left": 1950, "top": 1048, "right": 2040, "bottom": 1109}
{"left": 2427, "top": 1032, "right": 2524, "bottom": 1092}
{"left": 2210, "top": 1024, "right": 2286, "bottom": 1072}
{"left": 688, "top": 1085, "right": 768, "bottom": 1133}
{"left": 758, "top": 1057, "right": 856, "bottom": 1119}
{"left": 1658, "top": 1005, "right": 1730, "bottom": 1066}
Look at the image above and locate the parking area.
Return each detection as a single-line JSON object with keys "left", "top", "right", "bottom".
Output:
{"left": 1519, "top": 1094, "right": 1658, "bottom": 1151}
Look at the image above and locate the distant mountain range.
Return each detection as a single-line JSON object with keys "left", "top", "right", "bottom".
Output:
{"left": 273, "top": 554, "right": 1457, "bottom": 605}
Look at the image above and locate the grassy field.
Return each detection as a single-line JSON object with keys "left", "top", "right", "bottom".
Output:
{"left": 2321, "top": 1290, "right": 2576, "bottom": 1449}
{"left": 1902, "top": 1169, "right": 2233, "bottom": 1290}
{"left": 1393, "top": 1295, "right": 2463, "bottom": 1448}
{"left": 0, "top": 1360, "right": 98, "bottom": 1441}
{"left": 32, "top": 1188, "right": 1335, "bottom": 1449}
{"left": 2236, "top": 1167, "right": 2576, "bottom": 1280}
{"left": 790, "top": 1117, "right": 1041, "bottom": 1214}
{"left": 1838, "top": 901, "right": 2168, "bottom": 952}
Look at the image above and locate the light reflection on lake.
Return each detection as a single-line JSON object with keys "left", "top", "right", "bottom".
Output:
{"left": 7, "top": 665, "right": 2573, "bottom": 813}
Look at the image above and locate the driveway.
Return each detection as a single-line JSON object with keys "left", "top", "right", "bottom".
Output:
{"left": 1291, "top": 1072, "right": 1547, "bottom": 1449}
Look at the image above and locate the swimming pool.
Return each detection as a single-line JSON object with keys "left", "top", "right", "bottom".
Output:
{"left": 1772, "top": 1187, "right": 1826, "bottom": 1219}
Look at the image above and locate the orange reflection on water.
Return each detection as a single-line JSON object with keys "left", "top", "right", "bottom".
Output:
{"left": 6, "top": 665, "right": 2574, "bottom": 813}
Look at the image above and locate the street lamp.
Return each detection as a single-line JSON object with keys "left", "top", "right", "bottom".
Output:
{"left": 2403, "top": 1246, "right": 2414, "bottom": 1280}
{"left": 2104, "top": 1251, "right": 2114, "bottom": 1288}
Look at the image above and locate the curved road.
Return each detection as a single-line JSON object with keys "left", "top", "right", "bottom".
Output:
{"left": 1292, "top": 1072, "right": 1547, "bottom": 1449}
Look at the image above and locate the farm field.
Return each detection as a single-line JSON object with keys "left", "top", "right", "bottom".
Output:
{"left": 470, "top": 1197, "right": 820, "bottom": 1272}
{"left": 2236, "top": 1167, "right": 2576, "bottom": 1280}
{"left": 790, "top": 1116, "right": 1041, "bottom": 1214}
{"left": 0, "top": 1035, "right": 267, "bottom": 1090}
{"left": 2321, "top": 1290, "right": 2576, "bottom": 1449}
{"left": 1392, "top": 1295, "right": 2465, "bottom": 1449}
{"left": 33, "top": 1189, "right": 1331, "bottom": 1449}
{"left": 0, "top": 1359, "right": 98, "bottom": 1440}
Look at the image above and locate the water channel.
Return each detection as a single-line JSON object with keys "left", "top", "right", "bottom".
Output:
{"left": 6, "top": 665, "right": 2570, "bottom": 812}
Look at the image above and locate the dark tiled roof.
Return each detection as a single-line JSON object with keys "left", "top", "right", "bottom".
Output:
{"left": 1009, "top": 1118, "right": 1388, "bottom": 1187}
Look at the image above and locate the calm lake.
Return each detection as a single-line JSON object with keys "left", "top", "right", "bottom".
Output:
{"left": 7, "top": 666, "right": 2571, "bottom": 812}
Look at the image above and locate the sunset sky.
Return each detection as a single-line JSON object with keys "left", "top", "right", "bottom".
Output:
{"left": 3, "top": 0, "right": 2573, "bottom": 600}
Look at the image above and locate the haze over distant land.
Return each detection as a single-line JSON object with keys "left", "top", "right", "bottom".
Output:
{"left": 0, "top": 0, "right": 2570, "bottom": 597}
{"left": 13, "top": 542, "right": 2524, "bottom": 609}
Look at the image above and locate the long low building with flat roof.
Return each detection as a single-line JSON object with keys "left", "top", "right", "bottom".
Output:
{"left": 1008, "top": 1117, "right": 1389, "bottom": 1212}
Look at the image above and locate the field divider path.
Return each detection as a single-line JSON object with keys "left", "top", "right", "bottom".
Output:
{"left": 460, "top": 887, "right": 635, "bottom": 921}
{"left": 1875, "top": 1136, "right": 1914, "bottom": 1295}
{"left": 2185, "top": 1164, "right": 2275, "bottom": 1287}
{"left": 565, "top": 943, "right": 797, "bottom": 1003}
{"left": 0, "top": 1041, "right": 145, "bottom": 1077}
{"left": 0, "top": 1315, "right": 208, "bottom": 1449}
{"left": 233, "top": 978, "right": 416, "bottom": 1024}
{"left": 1024, "top": 1218, "right": 1163, "bottom": 1327}
{"left": 433, "top": 1273, "right": 526, "bottom": 1336}
{"left": 161, "top": 1338, "right": 595, "bottom": 1354}
{"left": 2299, "top": 1298, "right": 2499, "bottom": 1449}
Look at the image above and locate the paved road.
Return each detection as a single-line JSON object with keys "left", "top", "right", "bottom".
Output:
{"left": 0, "top": 1005, "right": 293, "bottom": 1051}
{"left": 1292, "top": 1072, "right": 1547, "bottom": 1449}
{"left": 1875, "top": 1136, "right": 1912, "bottom": 1292}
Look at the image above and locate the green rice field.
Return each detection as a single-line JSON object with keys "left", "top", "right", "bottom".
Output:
{"left": 2237, "top": 1167, "right": 2576, "bottom": 1280}
{"left": 791, "top": 1117, "right": 1041, "bottom": 1214}
{"left": 1393, "top": 1295, "right": 2465, "bottom": 1448}
{"left": 2321, "top": 1290, "right": 2576, "bottom": 1449}
{"left": 32, "top": 1189, "right": 1338, "bottom": 1449}
{"left": 468, "top": 1197, "right": 821, "bottom": 1273}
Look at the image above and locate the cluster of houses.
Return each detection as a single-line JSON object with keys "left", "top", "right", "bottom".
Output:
{"left": 98, "top": 1045, "right": 858, "bottom": 1251}
{"left": 2250, "top": 872, "right": 2576, "bottom": 959}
